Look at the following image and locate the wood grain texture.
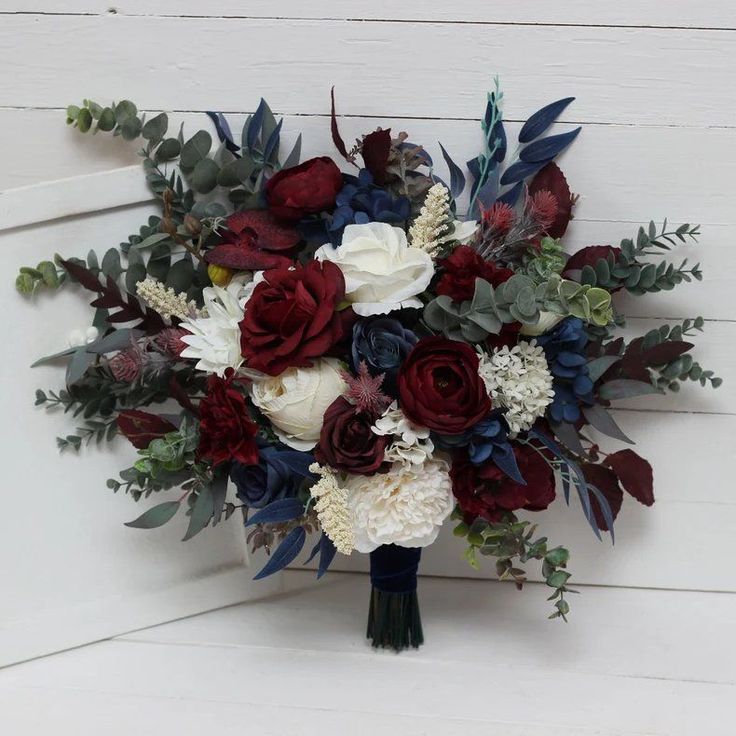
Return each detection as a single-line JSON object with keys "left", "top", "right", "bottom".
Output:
{"left": 3, "top": 1, "right": 736, "bottom": 28}
{"left": 1, "top": 16, "right": 734, "bottom": 126}
{"left": 1, "top": 572, "right": 734, "bottom": 735}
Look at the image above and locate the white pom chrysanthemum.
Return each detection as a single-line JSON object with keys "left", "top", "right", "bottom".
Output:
{"left": 477, "top": 341, "right": 555, "bottom": 435}
{"left": 345, "top": 459, "right": 453, "bottom": 553}
{"left": 179, "top": 275, "right": 254, "bottom": 376}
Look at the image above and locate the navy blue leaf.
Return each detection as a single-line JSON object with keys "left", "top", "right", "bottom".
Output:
{"left": 491, "top": 445, "right": 525, "bottom": 485}
{"left": 551, "top": 420, "right": 585, "bottom": 456}
{"left": 438, "top": 142, "right": 466, "bottom": 198}
{"left": 496, "top": 181, "right": 523, "bottom": 207}
{"left": 263, "top": 117, "right": 283, "bottom": 165}
{"left": 400, "top": 142, "right": 432, "bottom": 166}
{"left": 585, "top": 485, "right": 616, "bottom": 544}
{"left": 317, "top": 535, "right": 337, "bottom": 579}
{"left": 472, "top": 177, "right": 501, "bottom": 215}
{"left": 254, "top": 527, "right": 306, "bottom": 580}
{"left": 581, "top": 405, "right": 634, "bottom": 444}
{"left": 518, "top": 97, "right": 575, "bottom": 143}
{"left": 499, "top": 159, "right": 547, "bottom": 186}
{"left": 246, "top": 98, "right": 267, "bottom": 152}
{"left": 304, "top": 536, "right": 321, "bottom": 564}
{"left": 205, "top": 111, "right": 240, "bottom": 155}
{"left": 519, "top": 127, "right": 581, "bottom": 164}
{"left": 491, "top": 120, "right": 507, "bottom": 163}
{"left": 466, "top": 157, "right": 481, "bottom": 182}
{"left": 245, "top": 497, "right": 305, "bottom": 527}
{"left": 282, "top": 133, "right": 302, "bottom": 169}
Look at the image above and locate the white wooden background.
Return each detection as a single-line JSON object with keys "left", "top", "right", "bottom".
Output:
{"left": 1, "top": 1, "right": 736, "bottom": 673}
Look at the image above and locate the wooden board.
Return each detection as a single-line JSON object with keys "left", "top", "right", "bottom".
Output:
{"left": 1, "top": 16, "right": 735, "bottom": 126}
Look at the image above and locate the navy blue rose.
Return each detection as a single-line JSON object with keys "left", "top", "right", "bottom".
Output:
{"left": 352, "top": 316, "right": 418, "bottom": 395}
{"left": 536, "top": 317, "right": 594, "bottom": 423}
{"left": 230, "top": 445, "right": 315, "bottom": 509}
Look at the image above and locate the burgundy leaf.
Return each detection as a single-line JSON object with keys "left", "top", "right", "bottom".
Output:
{"left": 330, "top": 86, "right": 353, "bottom": 164}
{"left": 205, "top": 244, "right": 290, "bottom": 270}
{"left": 361, "top": 128, "right": 392, "bottom": 185}
{"left": 641, "top": 341, "right": 694, "bottom": 366}
{"left": 224, "top": 210, "right": 300, "bottom": 252}
{"left": 582, "top": 463, "right": 624, "bottom": 532}
{"left": 59, "top": 258, "right": 103, "bottom": 292}
{"left": 605, "top": 449, "right": 654, "bottom": 506}
{"left": 117, "top": 409, "right": 177, "bottom": 449}
{"left": 169, "top": 373, "right": 200, "bottom": 417}
{"left": 528, "top": 162, "right": 573, "bottom": 238}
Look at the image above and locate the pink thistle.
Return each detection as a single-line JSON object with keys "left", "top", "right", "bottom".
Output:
{"left": 156, "top": 327, "right": 188, "bottom": 357}
{"left": 109, "top": 348, "right": 142, "bottom": 383}
{"left": 481, "top": 201, "right": 515, "bottom": 235}
{"left": 528, "top": 189, "right": 559, "bottom": 231}
{"left": 340, "top": 361, "right": 392, "bottom": 417}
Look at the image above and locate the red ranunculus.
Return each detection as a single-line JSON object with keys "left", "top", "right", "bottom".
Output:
{"left": 265, "top": 156, "right": 343, "bottom": 221}
{"left": 436, "top": 245, "right": 513, "bottom": 302}
{"left": 239, "top": 260, "right": 347, "bottom": 376}
{"left": 398, "top": 337, "right": 491, "bottom": 435}
{"left": 564, "top": 245, "right": 622, "bottom": 279}
{"left": 450, "top": 445, "right": 556, "bottom": 523}
{"left": 198, "top": 371, "right": 258, "bottom": 467}
{"left": 315, "top": 396, "right": 388, "bottom": 475}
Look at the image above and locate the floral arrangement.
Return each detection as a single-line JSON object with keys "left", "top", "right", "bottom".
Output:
{"left": 17, "top": 84, "right": 721, "bottom": 651}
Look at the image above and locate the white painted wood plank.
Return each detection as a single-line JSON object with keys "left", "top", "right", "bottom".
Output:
{"left": 2, "top": 576, "right": 734, "bottom": 735}
{"left": 3, "top": 1, "right": 735, "bottom": 28}
{"left": 126, "top": 570, "right": 736, "bottom": 686}
{"left": 3, "top": 111, "right": 734, "bottom": 226}
{"left": 1, "top": 17, "right": 734, "bottom": 126}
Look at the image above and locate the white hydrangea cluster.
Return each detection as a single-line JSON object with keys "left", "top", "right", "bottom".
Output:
{"left": 477, "top": 341, "right": 555, "bottom": 435}
{"left": 345, "top": 459, "right": 453, "bottom": 553}
{"left": 372, "top": 402, "right": 434, "bottom": 466}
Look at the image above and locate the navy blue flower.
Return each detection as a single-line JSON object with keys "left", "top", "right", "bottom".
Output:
{"left": 327, "top": 169, "right": 411, "bottom": 243}
{"left": 230, "top": 445, "right": 315, "bottom": 509}
{"left": 434, "top": 412, "right": 525, "bottom": 484}
{"left": 352, "top": 317, "right": 418, "bottom": 395}
{"left": 536, "top": 317, "right": 594, "bottom": 423}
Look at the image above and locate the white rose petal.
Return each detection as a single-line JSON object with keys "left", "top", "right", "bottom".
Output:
{"left": 315, "top": 222, "right": 434, "bottom": 316}
{"left": 250, "top": 358, "right": 347, "bottom": 450}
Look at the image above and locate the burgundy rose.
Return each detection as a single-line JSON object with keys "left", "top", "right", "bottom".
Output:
{"left": 564, "top": 245, "right": 622, "bottom": 280}
{"left": 239, "top": 260, "right": 347, "bottom": 376}
{"left": 265, "top": 156, "right": 343, "bottom": 221}
{"left": 205, "top": 210, "right": 298, "bottom": 271}
{"left": 315, "top": 396, "right": 388, "bottom": 475}
{"left": 398, "top": 337, "right": 491, "bottom": 435}
{"left": 436, "top": 245, "right": 513, "bottom": 302}
{"left": 450, "top": 445, "right": 556, "bottom": 524}
{"left": 197, "top": 371, "right": 259, "bottom": 467}
{"left": 528, "top": 162, "right": 574, "bottom": 239}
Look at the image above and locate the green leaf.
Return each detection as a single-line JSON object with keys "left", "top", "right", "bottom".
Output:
{"left": 125, "top": 262, "right": 147, "bottom": 294}
{"left": 101, "top": 248, "right": 122, "bottom": 280}
{"left": 182, "top": 486, "right": 214, "bottom": 541}
{"left": 217, "top": 156, "right": 256, "bottom": 187}
{"left": 546, "top": 570, "right": 571, "bottom": 588}
{"left": 142, "top": 113, "right": 168, "bottom": 143}
{"left": 155, "top": 137, "right": 182, "bottom": 162}
{"left": 125, "top": 500, "right": 180, "bottom": 529}
{"left": 598, "top": 379, "right": 661, "bottom": 401}
{"left": 114, "top": 100, "right": 137, "bottom": 121}
{"left": 119, "top": 116, "right": 142, "bottom": 141}
{"left": 77, "top": 107, "right": 93, "bottom": 133}
{"left": 166, "top": 257, "right": 195, "bottom": 292}
{"left": 97, "top": 107, "right": 116, "bottom": 132}
{"left": 191, "top": 158, "right": 220, "bottom": 194}
{"left": 180, "top": 130, "right": 212, "bottom": 170}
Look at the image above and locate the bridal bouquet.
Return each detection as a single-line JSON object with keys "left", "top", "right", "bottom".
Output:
{"left": 17, "top": 84, "right": 720, "bottom": 650}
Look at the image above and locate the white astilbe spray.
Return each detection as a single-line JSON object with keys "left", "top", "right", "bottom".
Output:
{"left": 309, "top": 463, "right": 354, "bottom": 555}
{"left": 136, "top": 277, "right": 200, "bottom": 321}
{"left": 477, "top": 341, "right": 555, "bottom": 435}
{"left": 409, "top": 182, "right": 452, "bottom": 257}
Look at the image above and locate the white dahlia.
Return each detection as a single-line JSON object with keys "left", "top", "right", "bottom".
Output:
{"left": 179, "top": 275, "right": 254, "bottom": 376}
{"left": 345, "top": 459, "right": 453, "bottom": 553}
{"left": 477, "top": 341, "right": 555, "bottom": 435}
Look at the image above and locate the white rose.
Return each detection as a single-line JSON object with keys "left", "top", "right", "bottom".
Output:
{"left": 314, "top": 222, "right": 434, "bottom": 316}
{"left": 345, "top": 459, "right": 454, "bottom": 553}
{"left": 250, "top": 358, "right": 347, "bottom": 450}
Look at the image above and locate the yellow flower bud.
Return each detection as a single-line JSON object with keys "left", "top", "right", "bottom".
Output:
{"left": 207, "top": 264, "right": 233, "bottom": 286}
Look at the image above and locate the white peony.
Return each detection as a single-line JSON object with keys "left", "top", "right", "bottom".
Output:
{"left": 179, "top": 275, "right": 254, "bottom": 376}
{"left": 314, "top": 222, "right": 434, "bottom": 316}
{"left": 477, "top": 341, "right": 555, "bottom": 435}
{"left": 345, "top": 459, "right": 454, "bottom": 553}
{"left": 250, "top": 358, "right": 347, "bottom": 450}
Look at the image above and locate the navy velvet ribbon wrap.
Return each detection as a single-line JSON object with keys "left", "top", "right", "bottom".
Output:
{"left": 369, "top": 545, "right": 421, "bottom": 594}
